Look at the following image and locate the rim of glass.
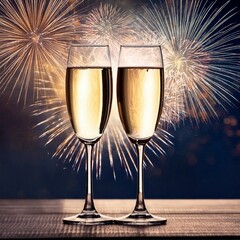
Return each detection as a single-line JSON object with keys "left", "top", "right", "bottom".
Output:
{"left": 67, "top": 44, "right": 112, "bottom": 67}
{"left": 118, "top": 44, "right": 164, "bottom": 67}
{"left": 119, "top": 44, "right": 162, "bottom": 49}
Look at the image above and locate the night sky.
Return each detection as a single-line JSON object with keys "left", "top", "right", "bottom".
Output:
{"left": 0, "top": 0, "right": 240, "bottom": 199}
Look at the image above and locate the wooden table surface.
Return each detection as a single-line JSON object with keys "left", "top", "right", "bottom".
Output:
{"left": 0, "top": 199, "right": 240, "bottom": 239}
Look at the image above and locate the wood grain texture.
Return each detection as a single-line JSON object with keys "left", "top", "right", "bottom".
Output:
{"left": 0, "top": 199, "right": 240, "bottom": 239}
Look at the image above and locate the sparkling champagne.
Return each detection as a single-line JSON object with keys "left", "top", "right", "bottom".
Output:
{"left": 66, "top": 67, "right": 112, "bottom": 143}
{"left": 117, "top": 67, "right": 164, "bottom": 143}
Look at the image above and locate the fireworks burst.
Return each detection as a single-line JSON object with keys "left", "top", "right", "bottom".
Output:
{"left": 136, "top": 0, "right": 240, "bottom": 123}
{"left": 32, "top": 2, "right": 173, "bottom": 178}
{"left": 7, "top": 0, "right": 239, "bottom": 178}
{"left": 0, "top": 0, "right": 82, "bottom": 104}
{"left": 80, "top": 2, "right": 135, "bottom": 45}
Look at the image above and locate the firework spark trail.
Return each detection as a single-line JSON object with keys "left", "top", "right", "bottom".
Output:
{"left": 135, "top": 0, "right": 240, "bottom": 123}
{"left": 80, "top": 2, "right": 135, "bottom": 44}
{"left": 0, "top": 0, "right": 82, "bottom": 104}
{"left": 33, "top": 96, "right": 85, "bottom": 171}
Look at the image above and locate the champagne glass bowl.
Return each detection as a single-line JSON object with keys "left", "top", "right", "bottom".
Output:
{"left": 116, "top": 45, "right": 167, "bottom": 226}
{"left": 63, "top": 45, "right": 113, "bottom": 225}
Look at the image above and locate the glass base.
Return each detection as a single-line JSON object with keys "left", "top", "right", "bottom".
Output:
{"left": 63, "top": 210, "right": 113, "bottom": 225}
{"left": 115, "top": 210, "right": 167, "bottom": 226}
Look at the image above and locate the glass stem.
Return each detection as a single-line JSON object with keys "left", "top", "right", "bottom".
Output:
{"left": 134, "top": 144, "right": 147, "bottom": 212}
{"left": 83, "top": 144, "right": 96, "bottom": 212}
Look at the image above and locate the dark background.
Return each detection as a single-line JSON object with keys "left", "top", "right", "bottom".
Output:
{"left": 0, "top": 0, "right": 240, "bottom": 199}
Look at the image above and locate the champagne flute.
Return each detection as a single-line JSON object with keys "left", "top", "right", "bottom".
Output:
{"left": 116, "top": 45, "right": 167, "bottom": 225}
{"left": 63, "top": 45, "right": 113, "bottom": 225}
